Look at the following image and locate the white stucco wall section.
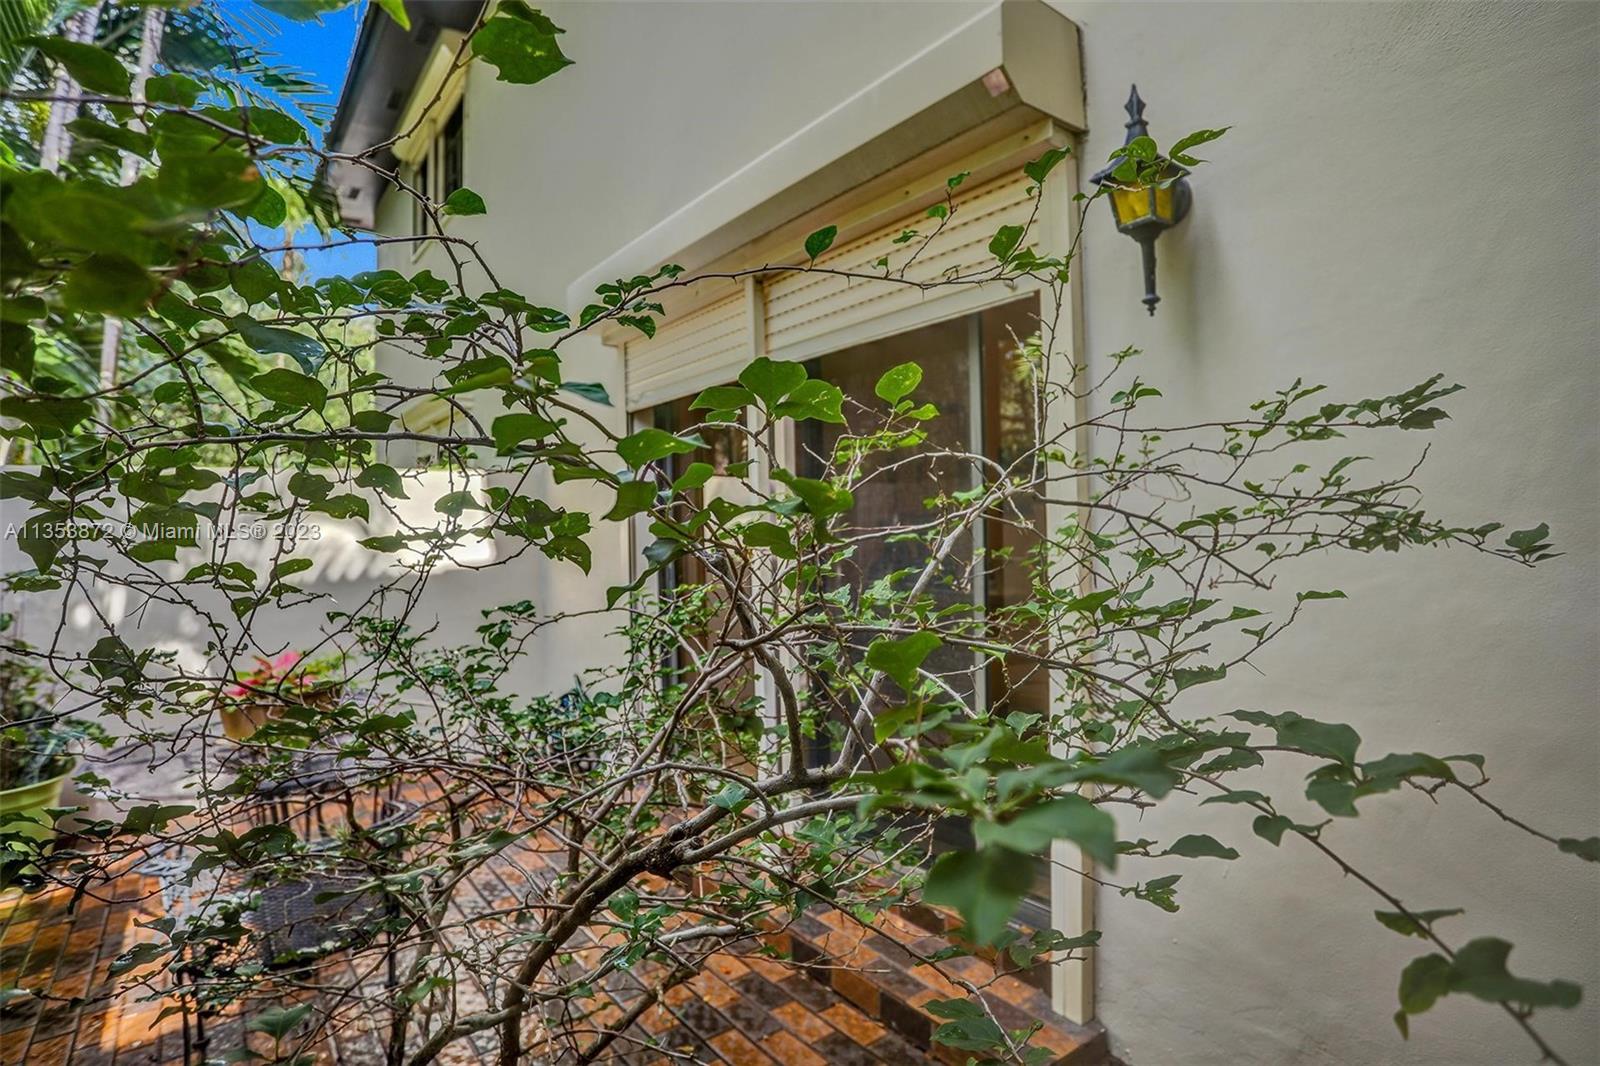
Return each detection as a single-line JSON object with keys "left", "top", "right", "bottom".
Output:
{"left": 1053, "top": 2, "right": 1600, "bottom": 1064}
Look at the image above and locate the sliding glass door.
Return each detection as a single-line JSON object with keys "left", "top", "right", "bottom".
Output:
{"left": 798, "top": 295, "right": 1051, "bottom": 925}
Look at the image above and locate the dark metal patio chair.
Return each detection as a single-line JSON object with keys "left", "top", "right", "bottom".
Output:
{"left": 136, "top": 751, "right": 418, "bottom": 1065}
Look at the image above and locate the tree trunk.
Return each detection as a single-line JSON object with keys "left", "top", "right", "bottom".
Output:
{"left": 37, "top": 1, "right": 102, "bottom": 174}
{"left": 97, "top": 6, "right": 166, "bottom": 390}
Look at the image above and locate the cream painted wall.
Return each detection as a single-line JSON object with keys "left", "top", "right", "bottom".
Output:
{"left": 367, "top": 3, "right": 1599, "bottom": 1063}
{"left": 1051, "top": 2, "right": 1599, "bottom": 1064}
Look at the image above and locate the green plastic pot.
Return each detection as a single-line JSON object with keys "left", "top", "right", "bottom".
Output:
{"left": 0, "top": 760, "right": 75, "bottom": 847}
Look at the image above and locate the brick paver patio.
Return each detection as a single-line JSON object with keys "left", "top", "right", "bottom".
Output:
{"left": 0, "top": 763, "right": 1103, "bottom": 1066}
{"left": 0, "top": 850, "right": 935, "bottom": 1065}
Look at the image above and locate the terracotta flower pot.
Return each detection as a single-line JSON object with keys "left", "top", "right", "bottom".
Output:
{"left": 219, "top": 688, "right": 342, "bottom": 742}
{"left": 220, "top": 701, "right": 279, "bottom": 741}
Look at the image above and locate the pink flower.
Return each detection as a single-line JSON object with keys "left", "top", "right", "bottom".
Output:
{"left": 227, "top": 650, "right": 329, "bottom": 701}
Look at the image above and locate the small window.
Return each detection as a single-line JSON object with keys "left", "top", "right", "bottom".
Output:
{"left": 649, "top": 395, "right": 758, "bottom": 767}
{"left": 651, "top": 391, "right": 749, "bottom": 664}
{"left": 409, "top": 108, "right": 461, "bottom": 237}
{"left": 440, "top": 106, "right": 464, "bottom": 201}
{"left": 412, "top": 156, "right": 432, "bottom": 236}
{"left": 409, "top": 404, "right": 459, "bottom": 468}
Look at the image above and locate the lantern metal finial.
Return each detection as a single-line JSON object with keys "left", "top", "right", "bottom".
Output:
{"left": 1123, "top": 84, "right": 1149, "bottom": 142}
{"left": 1090, "top": 84, "right": 1194, "bottom": 316}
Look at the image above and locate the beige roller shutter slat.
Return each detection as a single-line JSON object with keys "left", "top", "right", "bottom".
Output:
{"left": 624, "top": 291, "right": 748, "bottom": 410}
{"left": 623, "top": 171, "right": 1041, "bottom": 409}
{"left": 764, "top": 172, "right": 1038, "bottom": 357}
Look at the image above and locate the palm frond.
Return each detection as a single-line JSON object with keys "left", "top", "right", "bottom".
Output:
{"left": 0, "top": 0, "right": 89, "bottom": 89}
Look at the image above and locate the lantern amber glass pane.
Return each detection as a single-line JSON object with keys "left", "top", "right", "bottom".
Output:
{"left": 1110, "top": 185, "right": 1154, "bottom": 226}
{"left": 1152, "top": 183, "right": 1176, "bottom": 223}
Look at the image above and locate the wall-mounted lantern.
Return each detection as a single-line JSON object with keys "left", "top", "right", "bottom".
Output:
{"left": 1090, "top": 85, "right": 1192, "bottom": 316}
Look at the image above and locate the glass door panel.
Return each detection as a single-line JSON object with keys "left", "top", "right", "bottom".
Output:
{"left": 797, "top": 296, "right": 1051, "bottom": 923}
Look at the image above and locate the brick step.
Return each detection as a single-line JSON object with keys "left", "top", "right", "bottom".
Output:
{"left": 773, "top": 906, "right": 1108, "bottom": 1066}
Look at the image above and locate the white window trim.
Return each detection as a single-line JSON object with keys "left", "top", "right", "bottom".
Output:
{"left": 392, "top": 31, "right": 467, "bottom": 168}
{"left": 404, "top": 104, "right": 466, "bottom": 259}
{"left": 391, "top": 31, "right": 468, "bottom": 258}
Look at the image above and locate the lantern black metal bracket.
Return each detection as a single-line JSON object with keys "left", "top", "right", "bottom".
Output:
{"left": 1090, "top": 85, "right": 1192, "bottom": 316}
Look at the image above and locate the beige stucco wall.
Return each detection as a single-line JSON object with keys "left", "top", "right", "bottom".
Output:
{"left": 379, "top": 2, "right": 1597, "bottom": 1062}
{"left": 1057, "top": 2, "right": 1599, "bottom": 1063}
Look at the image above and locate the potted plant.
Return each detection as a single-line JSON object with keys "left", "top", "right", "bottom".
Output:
{"left": 0, "top": 622, "right": 94, "bottom": 858}
{"left": 219, "top": 650, "right": 346, "bottom": 741}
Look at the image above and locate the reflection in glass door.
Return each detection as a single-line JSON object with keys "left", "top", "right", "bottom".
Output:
{"left": 797, "top": 295, "right": 1050, "bottom": 926}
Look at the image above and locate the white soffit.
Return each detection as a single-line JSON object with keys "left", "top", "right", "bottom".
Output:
{"left": 566, "top": 0, "right": 1084, "bottom": 312}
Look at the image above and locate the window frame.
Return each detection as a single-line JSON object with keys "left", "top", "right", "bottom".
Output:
{"left": 795, "top": 297, "right": 1054, "bottom": 931}
{"left": 407, "top": 102, "right": 465, "bottom": 253}
{"left": 439, "top": 104, "right": 464, "bottom": 204}
{"left": 410, "top": 154, "right": 432, "bottom": 239}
